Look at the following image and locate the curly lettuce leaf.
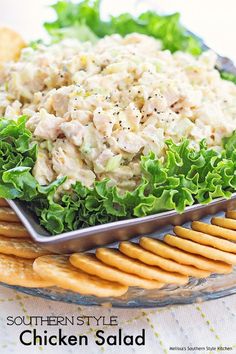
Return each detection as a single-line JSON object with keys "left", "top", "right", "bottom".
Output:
{"left": 220, "top": 71, "right": 236, "bottom": 84}
{"left": 46, "top": 23, "right": 98, "bottom": 44}
{"left": 43, "top": 1, "right": 236, "bottom": 84}
{"left": 0, "top": 117, "right": 64, "bottom": 203}
{"left": 44, "top": 0, "right": 202, "bottom": 55}
{"left": 0, "top": 117, "right": 38, "bottom": 199}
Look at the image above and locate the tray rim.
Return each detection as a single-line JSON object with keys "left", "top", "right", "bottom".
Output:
{"left": 7, "top": 192, "right": 236, "bottom": 244}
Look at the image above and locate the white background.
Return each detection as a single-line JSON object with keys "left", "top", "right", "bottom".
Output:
{"left": 0, "top": 0, "right": 236, "bottom": 63}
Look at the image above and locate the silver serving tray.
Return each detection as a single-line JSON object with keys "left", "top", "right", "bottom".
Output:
{"left": 8, "top": 194, "right": 236, "bottom": 253}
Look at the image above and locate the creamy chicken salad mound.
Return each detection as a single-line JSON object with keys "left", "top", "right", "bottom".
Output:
{"left": 1, "top": 33, "right": 236, "bottom": 193}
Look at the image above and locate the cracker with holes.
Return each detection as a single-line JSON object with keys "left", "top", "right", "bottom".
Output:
{"left": 33, "top": 255, "right": 128, "bottom": 297}
{"left": 192, "top": 221, "right": 236, "bottom": 242}
{"left": 0, "top": 207, "right": 19, "bottom": 222}
{"left": 0, "top": 27, "right": 25, "bottom": 69}
{"left": 212, "top": 217, "right": 236, "bottom": 231}
{"left": 0, "top": 254, "right": 53, "bottom": 287}
{"left": 96, "top": 248, "right": 188, "bottom": 284}
{"left": 174, "top": 226, "right": 236, "bottom": 253}
{"left": 0, "top": 235, "right": 50, "bottom": 259}
{"left": 226, "top": 210, "right": 236, "bottom": 220}
{"left": 70, "top": 253, "right": 164, "bottom": 289}
{"left": 0, "top": 221, "right": 29, "bottom": 238}
{"left": 0, "top": 199, "right": 8, "bottom": 207}
{"left": 164, "top": 234, "right": 236, "bottom": 265}
{"left": 119, "top": 241, "right": 211, "bottom": 278}
{"left": 140, "top": 237, "right": 232, "bottom": 274}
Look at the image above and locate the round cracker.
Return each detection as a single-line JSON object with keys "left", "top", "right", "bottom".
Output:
{"left": 70, "top": 253, "right": 164, "bottom": 289}
{"left": 192, "top": 221, "right": 236, "bottom": 242}
{"left": 0, "top": 253, "right": 53, "bottom": 287}
{"left": 211, "top": 217, "right": 236, "bottom": 231}
{"left": 0, "top": 235, "right": 50, "bottom": 259}
{"left": 0, "top": 221, "right": 30, "bottom": 238}
{"left": 33, "top": 255, "right": 128, "bottom": 297}
{"left": 0, "top": 27, "right": 25, "bottom": 68}
{"left": 96, "top": 248, "right": 188, "bottom": 285}
{"left": 226, "top": 210, "right": 236, "bottom": 220}
{"left": 164, "top": 234, "right": 236, "bottom": 265}
{"left": 174, "top": 226, "right": 236, "bottom": 254}
{"left": 0, "top": 207, "right": 20, "bottom": 222}
{"left": 140, "top": 237, "right": 232, "bottom": 274}
{"left": 0, "top": 199, "right": 8, "bottom": 207}
{"left": 119, "top": 242, "right": 211, "bottom": 278}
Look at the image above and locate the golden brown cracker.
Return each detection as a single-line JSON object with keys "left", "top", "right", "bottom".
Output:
{"left": 211, "top": 217, "right": 236, "bottom": 231}
{"left": 0, "top": 221, "right": 30, "bottom": 238}
{"left": 140, "top": 237, "right": 232, "bottom": 274}
{"left": 33, "top": 255, "right": 128, "bottom": 297}
{"left": 0, "top": 27, "right": 25, "bottom": 68}
{"left": 119, "top": 241, "right": 211, "bottom": 278}
{"left": 0, "top": 253, "right": 53, "bottom": 287}
{"left": 0, "top": 235, "right": 50, "bottom": 259}
{"left": 226, "top": 210, "right": 236, "bottom": 220}
{"left": 174, "top": 226, "right": 236, "bottom": 254}
{"left": 0, "top": 199, "right": 8, "bottom": 207}
{"left": 70, "top": 253, "right": 164, "bottom": 289}
{"left": 192, "top": 221, "right": 236, "bottom": 242}
{"left": 164, "top": 234, "right": 236, "bottom": 265}
{"left": 96, "top": 248, "right": 188, "bottom": 285}
{"left": 0, "top": 207, "right": 19, "bottom": 223}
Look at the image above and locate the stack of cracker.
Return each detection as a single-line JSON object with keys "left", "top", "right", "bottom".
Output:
{"left": 0, "top": 198, "right": 235, "bottom": 298}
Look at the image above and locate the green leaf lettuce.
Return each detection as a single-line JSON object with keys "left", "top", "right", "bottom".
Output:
{"left": 44, "top": 0, "right": 202, "bottom": 55}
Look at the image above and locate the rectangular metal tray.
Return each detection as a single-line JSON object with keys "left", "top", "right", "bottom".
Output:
{"left": 8, "top": 194, "right": 236, "bottom": 253}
